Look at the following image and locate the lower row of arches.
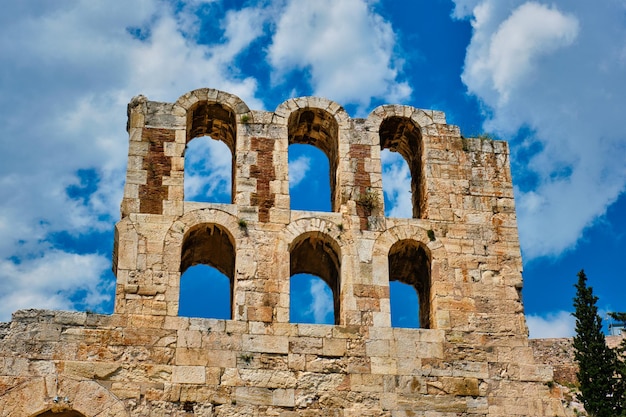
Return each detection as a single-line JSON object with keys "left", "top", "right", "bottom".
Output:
{"left": 178, "top": 224, "right": 432, "bottom": 329}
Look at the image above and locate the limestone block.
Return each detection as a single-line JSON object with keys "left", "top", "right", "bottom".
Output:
{"left": 520, "top": 364, "right": 554, "bottom": 382}
{"left": 234, "top": 386, "right": 273, "bottom": 405}
{"left": 242, "top": 334, "right": 289, "bottom": 354}
{"left": 111, "top": 381, "right": 141, "bottom": 399}
{"left": 272, "top": 388, "right": 295, "bottom": 407}
{"left": 370, "top": 356, "right": 397, "bottom": 375}
{"left": 365, "top": 339, "right": 390, "bottom": 357}
{"left": 323, "top": 338, "right": 347, "bottom": 356}
{"left": 350, "top": 373, "right": 384, "bottom": 392}
{"left": 238, "top": 369, "right": 297, "bottom": 389}
{"left": 172, "top": 366, "right": 206, "bottom": 384}
{"left": 175, "top": 348, "right": 208, "bottom": 366}
{"left": 289, "top": 336, "right": 323, "bottom": 354}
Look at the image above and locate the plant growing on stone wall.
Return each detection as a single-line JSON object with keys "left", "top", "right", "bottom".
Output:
{"left": 357, "top": 187, "right": 380, "bottom": 216}
{"left": 239, "top": 353, "right": 253, "bottom": 364}
{"left": 238, "top": 218, "right": 249, "bottom": 237}
{"left": 427, "top": 229, "right": 436, "bottom": 241}
{"left": 476, "top": 133, "right": 495, "bottom": 141}
{"left": 240, "top": 114, "right": 250, "bottom": 124}
{"left": 461, "top": 136, "right": 470, "bottom": 152}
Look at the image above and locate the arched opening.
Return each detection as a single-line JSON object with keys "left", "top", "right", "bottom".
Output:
{"left": 184, "top": 137, "right": 232, "bottom": 203}
{"left": 388, "top": 239, "right": 431, "bottom": 328}
{"left": 36, "top": 411, "right": 86, "bottom": 417}
{"left": 288, "top": 108, "right": 339, "bottom": 212}
{"left": 290, "top": 232, "right": 341, "bottom": 324}
{"left": 290, "top": 273, "right": 334, "bottom": 324}
{"left": 180, "top": 223, "right": 235, "bottom": 319}
{"left": 288, "top": 144, "right": 331, "bottom": 211}
{"left": 379, "top": 117, "right": 424, "bottom": 218}
{"left": 185, "top": 101, "right": 236, "bottom": 203}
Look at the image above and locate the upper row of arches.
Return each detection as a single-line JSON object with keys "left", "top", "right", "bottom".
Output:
{"left": 169, "top": 89, "right": 445, "bottom": 219}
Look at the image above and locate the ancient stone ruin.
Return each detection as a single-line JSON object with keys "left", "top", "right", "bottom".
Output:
{"left": 0, "top": 88, "right": 572, "bottom": 416}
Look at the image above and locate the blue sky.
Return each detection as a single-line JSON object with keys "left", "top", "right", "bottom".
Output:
{"left": 1, "top": 0, "right": 625, "bottom": 338}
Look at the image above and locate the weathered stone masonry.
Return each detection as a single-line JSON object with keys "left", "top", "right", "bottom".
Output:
{"left": 0, "top": 88, "right": 573, "bottom": 416}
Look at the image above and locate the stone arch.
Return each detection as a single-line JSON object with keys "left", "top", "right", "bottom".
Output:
{"left": 373, "top": 223, "right": 449, "bottom": 329}
{"left": 366, "top": 105, "right": 439, "bottom": 219}
{"left": 163, "top": 208, "right": 248, "bottom": 317}
{"left": 275, "top": 97, "right": 351, "bottom": 212}
{"left": 173, "top": 89, "right": 252, "bottom": 204}
{"left": 36, "top": 411, "right": 85, "bottom": 417}
{"left": 283, "top": 217, "right": 348, "bottom": 324}
{"left": 388, "top": 239, "right": 431, "bottom": 328}
{"left": 0, "top": 376, "right": 128, "bottom": 417}
{"left": 174, "top": 88, "right": 251, "bottom": 119}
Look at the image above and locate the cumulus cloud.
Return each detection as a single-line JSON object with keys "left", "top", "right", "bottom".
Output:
{"left": 0, "top": 251, "right": 111, "bottom": 320}
{"left": 526, "top": 310, "right": 575, "bottom": 339}
{"left": 454, "top": 0, "right": 626, "bottom": 259}
{"left": 268, "top": 0, "right": 411, "bottom": 111}
{"left": 288, "top": 155, "right": 312, "bottom": 188}
{"left": 464, "top": 2, "right": 579, "bottom": 103}
{"left": 185, "top": 138, "right": 232, "bottom": 201}
{"left": 381, "top": 149, "right": 412, "bottom": 218}
{"left": 307, "top": 279, "right": 334, "bottom": 324}
{"left": 127, "top": 4, "right": 264, "bottom": 106}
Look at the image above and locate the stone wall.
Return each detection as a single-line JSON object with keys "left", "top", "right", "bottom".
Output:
{"left": 0, "top": 89, "right": 572, "bottom": 416}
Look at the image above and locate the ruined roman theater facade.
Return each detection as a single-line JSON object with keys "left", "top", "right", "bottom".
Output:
{"left": 0, "top": 89, "right": 571, "bottom": 416}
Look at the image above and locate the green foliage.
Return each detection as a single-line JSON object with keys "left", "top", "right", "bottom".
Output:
{"left": 475, "top": 132, "right": 496, "bottom": 141}
{"left": 610, "top": 312, "right": 626, "bottom": 416}
{"left": 239, "top": 353, "right": 253, "bottom": 364}
{"left": 357, "top": 187, "right": 380, "bottom": 213}
{"left": 572, "top": 270, "right": 623, "bottom": 417}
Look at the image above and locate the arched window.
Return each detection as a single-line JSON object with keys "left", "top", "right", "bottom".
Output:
{"left": 179, "top": 223, "right": 235, "bottom": 319}
{"left": 290, "top": 232, "right": 341, "bottom": 324}
{"left": 288, "top": 108, "right": 339, "bottom": 212}
{"left": 185, "top": 101, "right": 236, "bottom": 203}
{"left": 388, "top": 239, "right": 431, "bottom": 328}
{"left": 379, "top": 117, "right": 424, "bottom": 218}
{"left": 288, "top": 144, "right": 331, "bottom": 211}
{"left": 37, "top": 411, "right": 86, "bottom": 417}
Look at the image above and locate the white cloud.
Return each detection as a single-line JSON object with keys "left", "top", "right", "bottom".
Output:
{"left": 381, "top": 150, "right": 412, "bottom": 218}
{"left": 0, "top": 251, "right": 111, "bottom": 320}
{"left": 184, "top": 137, "right": 233, "bottom": 201}
{"left": 464, "top": 2, "right": 579, "bottom": 103}
{"left": 268, "top": 0, "right": 411, "bottom": 112}
{"left": 288, "top": 155, "right": 311, "bottom": 188}
{"left": 127, "top": 4, "right": 264, "bottom": 107}
{"left": 526, "top": 310, "right": 575, "bottom": 339}
{"left": 308, "top": 279, "right": 334, "bottom": 323}
{"left": 454, "top": 0, "right": 626, "bottom": 259}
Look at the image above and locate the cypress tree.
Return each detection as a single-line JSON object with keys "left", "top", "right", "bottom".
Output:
{"left": 572, "top": 269, "right": 621, "bottom": 416}
{"left": 609, "top": 312, "right": 626, "bottom": 415}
